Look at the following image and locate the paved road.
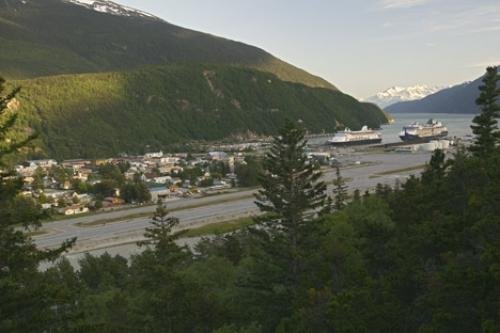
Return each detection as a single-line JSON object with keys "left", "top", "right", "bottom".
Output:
{"left": 34, "top": 152, "right": 432, "bottom": 253}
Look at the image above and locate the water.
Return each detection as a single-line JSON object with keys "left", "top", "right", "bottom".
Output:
{"left": 309, "top": 113, "right": 475, "bottom": 145}
{"left": 381, "top": 113, "right": 475, "bottom": 144}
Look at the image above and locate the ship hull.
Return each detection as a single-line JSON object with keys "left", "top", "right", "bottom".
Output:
{"left": 399, "top": 131, "right": 448, "bottom": 143}
{"left": 328, "top": 138, "right": 382, "bottom": 146}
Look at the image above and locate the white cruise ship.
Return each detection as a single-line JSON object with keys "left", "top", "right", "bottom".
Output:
{"left": 327, "top": 126, "right": 382, "bottom": 146}
{"left": 399, "top": 119, "right": 448, "bottom": 142}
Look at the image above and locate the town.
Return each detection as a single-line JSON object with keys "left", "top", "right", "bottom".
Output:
{"left": 13, "top": 145, "right": 336, "bottom": 218}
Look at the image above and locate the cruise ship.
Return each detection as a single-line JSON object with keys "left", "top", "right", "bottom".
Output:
{"left": 327, "top": 126, "right": 382, "bottom": 146}
{"left": 399, "top": 119, "right": 448, "bottom": 142}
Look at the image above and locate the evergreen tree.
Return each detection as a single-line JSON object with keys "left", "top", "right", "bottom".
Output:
{"left": 0, "top": 78, "right": 30, "bottom": 161}
{"left": 0, "top": 77, "right": 75, "bottom": 331}
{"left": 332, "top": 165, "right": 348, "bottom": 210}
{"left": 471, "top": 66, "right": 500, "bottom": 157}
{"left": 254, "top": 120, "right": 327, "bottom": 305}
{"left": 255, "top": 120, "right": 327, "bottom": 245}
{"left": 353, "top": 189, "right": 361, "bottom": 202}
{"left": 422, "top": 149, "right": 448, "bottom": 185}
{"left": 139, "top": 200, "right": 187, "bottom": 257}
{"left": 133, "top": 201, "right": 196, "bottom": 332}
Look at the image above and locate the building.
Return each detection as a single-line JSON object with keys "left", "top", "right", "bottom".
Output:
{"left": 152, "top": 176, "right": 173, "bottom": 185}
{"left": 61, "top": 159, "right": 92, "bottom": 171}
{"left": 144, "top": 151, "right": 164, "bottom": 159}
{"left": 149, "top": 187, "right": 173, "bottom": 202}
{"left": 15, "top": 159, "right": 58, "bottom": 177}
{"left": 59, "top": 205, "right": 89, "bottom": 216}
{"left": 102, "top": 197, "right": 125, "bottom": 207}
{"left": 208, "top": 151, "right": 228, "bottom": 161}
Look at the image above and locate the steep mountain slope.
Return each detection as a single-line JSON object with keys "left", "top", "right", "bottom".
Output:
{"left": 386, "top": 68, "right": 500, "bottom": 114}
{"left": 365, "top": 85, "right": 443, "bottom": 108}
{"left": 385, "top": 78, "right": 482, "bottom": 114}
{"left": 0, "top": 0, "right": 334, "bottom": 90}
{"left": 11, "top": 65, "right": 387, "bottom": 160}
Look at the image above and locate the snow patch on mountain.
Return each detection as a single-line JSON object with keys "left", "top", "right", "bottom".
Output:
{"left": 365, "top": 85, "right": 444, "bottom": 109}
{"left": 65, "top": 0, "right": 159, "bottom": 19}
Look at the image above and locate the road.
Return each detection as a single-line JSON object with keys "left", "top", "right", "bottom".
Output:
{"left": 33, "top": 152, "right": 432, "bottom": 253}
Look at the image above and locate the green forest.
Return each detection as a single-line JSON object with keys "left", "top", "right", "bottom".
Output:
{"left": 9, "top": 64, "right": 386, "bottom": 160}
{"left": 0, "top": 69, "right": 499, "bottom": 332}
{"left": 0, "top": 0, "right": 333, "bottom": 91}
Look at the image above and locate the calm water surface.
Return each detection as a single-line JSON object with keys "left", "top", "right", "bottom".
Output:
{"left": 381, "top": 113, "right": 475, "bottom": 144}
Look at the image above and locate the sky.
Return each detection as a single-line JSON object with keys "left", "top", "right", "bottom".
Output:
{"left": 118, "top": 0, "right": 500, "bottom": 99}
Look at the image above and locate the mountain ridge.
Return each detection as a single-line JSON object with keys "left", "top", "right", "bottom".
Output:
{"left": 0, "top": 0, "right": 336, "bottom": 90}
{"left": 385, "top": 67, "right": 500, "bottom": 114}
{"left": 365, "top": 85, "right": 443, "bottom": 108}
{"left": 64, "top": 0, "right": 159, "bottom": 19}
{"left": 385, "top": 79, "right": 482, "bottom": 114}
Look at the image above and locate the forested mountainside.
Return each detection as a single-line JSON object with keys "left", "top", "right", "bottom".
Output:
{"left": 11, "top": 65, "right": 387, "bottom": 159}
{"left": 0, "top": 0, "right": 334, "bottom": 90}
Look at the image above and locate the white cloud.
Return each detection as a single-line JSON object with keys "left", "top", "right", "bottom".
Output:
{"left": 426, "top": 4, "right": 500, "bottom": 34}
{"left": 380, "top": 0, "right": 430, "bottom": 9}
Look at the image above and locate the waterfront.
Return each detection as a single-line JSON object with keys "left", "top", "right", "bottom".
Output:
{"left": 381, "top": 112, "right": 475, "bottom": 143}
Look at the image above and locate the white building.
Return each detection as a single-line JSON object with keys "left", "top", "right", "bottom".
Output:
{"left": 144, "top": 151, "right": 164, "bottom": 159}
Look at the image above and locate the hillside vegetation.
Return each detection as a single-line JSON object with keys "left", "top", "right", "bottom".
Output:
{"left": 11, "top": 65, "right": 387, "bottom": 159}
{"left": 0, "top": 0, "right": 334, "bottom": 90}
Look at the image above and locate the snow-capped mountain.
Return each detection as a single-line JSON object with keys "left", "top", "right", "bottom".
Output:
{"left": 65, "top": 0, "right": 158, "bottom": 19}
{"left": 365, "top": 85, "right": 443, "bottom": 109}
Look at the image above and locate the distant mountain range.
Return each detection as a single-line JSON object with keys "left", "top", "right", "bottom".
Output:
{"left": 385, "top": 77, "right": 485, "bottom": 114}
{"left": 385, "top": 67, "right": 500, "bottom": 114}
{"left": 365, "top": 85, "right": 443, "bottom": 108}
{"left": 0, "top": 0, "right": 388, "bottom": 159}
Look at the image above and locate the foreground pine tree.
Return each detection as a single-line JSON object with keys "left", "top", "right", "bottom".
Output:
{"left": 256, "top": 121, "right": 327, "bottom": 228}
{"left": 255, "top": 120, "right": 327, "bottom": 291}
{"left": 471, "top": 66, "right": 500, "bottom": 157}
{"left": 0, "top": 77, "right": 74, "bottom": 331}
{"left": 139, "top": 200, "right": 187, "bottom": 261}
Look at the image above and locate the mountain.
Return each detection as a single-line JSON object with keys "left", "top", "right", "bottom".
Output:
{"left": 10, "top": 65, "right": 387, "bottom": 160}
{"left": 385, "top": 67, "right": 500, "bottom": 114}
{"left": 65, "top": 0, "right": 159, "bottom": 18}
{"left": 0, "top": 0, "right": 334, "bottom": 90}
{"left": 0, "top": 0, "right": 388, "bottom": 159}
{"left": 385, "top": 78, "right": 483, "bottom": 114}
{"left": 365, "top": 85, "right": 443, "bottom": 109}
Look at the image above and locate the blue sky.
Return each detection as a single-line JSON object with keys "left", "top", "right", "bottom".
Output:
{"left": 119, "top": 0, "right": 500, "bottom": 98}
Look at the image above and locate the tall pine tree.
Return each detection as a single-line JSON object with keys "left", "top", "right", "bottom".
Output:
{"left": 139, "top": 200, "right": 187, "bottom": 260}
{"left": 470, "top": 66, "right": 500, "bottom": 157}
{"left": 0, "top": 77, "right": 74, "bottom": 331}
{"left": 255, "top": 121, "right": 327, "bottom": 287}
